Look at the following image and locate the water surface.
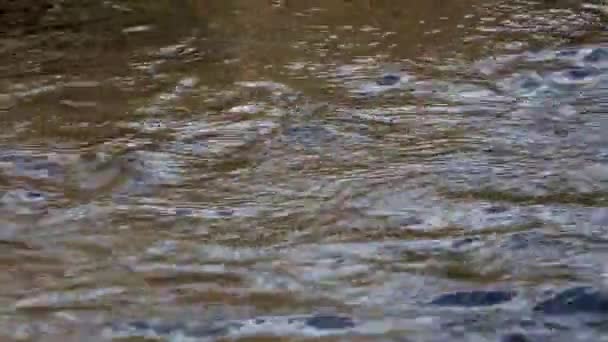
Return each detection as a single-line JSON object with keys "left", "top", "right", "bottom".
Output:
{"left": 1, "top": 0, "right": 608, "bottom": 341}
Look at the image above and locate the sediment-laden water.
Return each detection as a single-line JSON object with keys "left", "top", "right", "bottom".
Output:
{"left": 1, "top": 1, "right": 608, "bottom": 341}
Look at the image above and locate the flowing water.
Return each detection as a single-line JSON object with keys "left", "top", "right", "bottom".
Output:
{"left": 1, "top": 0, "right": 608, "bottom": 341}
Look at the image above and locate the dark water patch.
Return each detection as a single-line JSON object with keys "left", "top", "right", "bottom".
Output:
{"left": 305, "top": 314, "right": 355, "bottom": 330}
{"left": 429, "top": 290, "right": 515, "bottom": 307}
{"left": 108, "top": 314, "right": 355, "bottom": 339}
{"left": 125, "top": 320, "right": 153, "bottom": 331}
{"left": 451, "top": 237, "right": 482, "bottom": 249}
{"left": 442, "top": 188, "right": 608, "bottom": 206}
{"left": 0, "top": 188, "right": 50, "bottom": 215}
{"left": 534, "top": 287, "right": 608, "bottom": 315}
{"left": 376, "top": 74, "right": 402, "bottom": 86}
{"left": 484, "top": 205, "right": 510, "bottom": 214}
{"left": 557, "top": 49, "right": 580, "bottom": 58}
{"left": 566, "top": 67, "right": 596, "bottom": 80}
{"left": 549, "top": 66, "right": 599, "bottom": 87}
{"left": 174, "top": 207, "right": 194, "bottom": 217}
{"left": 507, "top": 72, "right": 545, "bottom": 94}
{"left": 344, "top": 72, "right": 413, "bottom": 98}
{"left": 584, "top": 47, "right": 608, "bottom": 63}
{"left": 127, "top": 320, "right": 187, "bottom": 335}
{"left": 109, "top": 319, "right": 236, "bottom": 339}
{"left": 3, "top": 189, "right": 46, "bottom": 202}
{"left": 501, "top": 332, "right": 531, "bottom": 342}
{"left": 501, "top": 231, "right": 575, "bottom": 251}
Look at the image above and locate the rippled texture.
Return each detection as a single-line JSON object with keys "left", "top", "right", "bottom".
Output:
{"left": 2, "top": 0, "right": 608, "bottom": 341}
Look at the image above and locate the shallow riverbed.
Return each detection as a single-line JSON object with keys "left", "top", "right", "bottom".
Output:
{"left": 1, "top": 0, "right": 608, "bottom": 341}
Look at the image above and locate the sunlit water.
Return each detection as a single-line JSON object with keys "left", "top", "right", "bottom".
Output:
{"left": 1, "top": 0, "right": 608, "bottom": 341}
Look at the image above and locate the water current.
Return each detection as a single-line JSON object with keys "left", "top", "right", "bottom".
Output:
{"left": 1, "top": 0, "right": 608, "bottom": 341}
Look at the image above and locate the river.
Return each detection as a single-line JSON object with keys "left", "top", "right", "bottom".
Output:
{"left": 1, "top": 0, "right": 608, "bottom": 341}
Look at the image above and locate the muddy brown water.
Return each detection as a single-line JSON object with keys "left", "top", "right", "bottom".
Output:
{"left": 1, "top": 0, "right": 608, "bottom": 341}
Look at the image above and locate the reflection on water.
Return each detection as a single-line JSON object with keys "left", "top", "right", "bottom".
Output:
{"left": 1, "top": 0, "right": 608, "bottom": 340}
